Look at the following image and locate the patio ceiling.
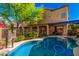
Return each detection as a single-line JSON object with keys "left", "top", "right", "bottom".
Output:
{"left": 48, "top": 20, "right": 79, "bottom": 26}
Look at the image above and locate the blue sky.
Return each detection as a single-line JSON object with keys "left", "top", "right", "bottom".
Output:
{"left": 35, "top": 3, "right": 79, "bottom": 21}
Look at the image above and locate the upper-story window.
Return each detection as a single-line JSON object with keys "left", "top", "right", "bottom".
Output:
{"left": 61, "top": 12, "right": 66, "bottom": 18}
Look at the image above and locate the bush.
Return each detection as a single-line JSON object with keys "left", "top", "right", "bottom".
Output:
{"left": 76, "top": 31, "right": 79, "bottom": 38}
{"left": 16, "top": 35, "right": 25, "bottom": 42}
{"left": 26, "top": 32, "right": 38, "bottom": 39}
{"left": 68, "top": 30, "right": 75, "bottom": 36}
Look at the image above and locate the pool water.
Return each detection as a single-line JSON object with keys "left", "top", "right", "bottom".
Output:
{"left": 6, "top": 37, "right": 78, "bottom": 56}
{"left": 6, "top": 41, "right": 38, "bottom": 56}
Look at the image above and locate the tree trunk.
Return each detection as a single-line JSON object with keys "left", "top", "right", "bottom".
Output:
{"left": 11, "top": 24, "right": 14, "bottom": 48}
{"left": 5, "top": 29, "right": 8, "bottom": 48}
{"left": 17, "top": 22, "right": 20, "bottom": 36}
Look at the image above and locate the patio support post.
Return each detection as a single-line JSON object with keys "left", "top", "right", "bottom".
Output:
{"left": 30, "top": 27, "right": 32, "bottom": 32}
{"left": 47, "top": 25, "right": 49, "bottom": 36}
{"left": 22, "top": 27, "right": 25, "bottom": 35}
{"left": 63, "top": 25, "right": 68, "bottom": 36}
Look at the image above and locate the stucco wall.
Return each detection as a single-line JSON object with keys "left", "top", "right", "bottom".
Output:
{"left": 40, "top": 6, "right": 68, "bottom": 24}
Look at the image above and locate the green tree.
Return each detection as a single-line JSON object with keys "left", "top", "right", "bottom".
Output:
{"left": 10, "top": 3, "right": 44, "bottom": 35}
{"left": 0, "top": 3, "right": 44, "bottom": 35}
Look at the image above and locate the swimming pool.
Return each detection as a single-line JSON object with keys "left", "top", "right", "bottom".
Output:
{"left": 6, "top": 37, "right": 78, "bottom": 56}
{"left": 6, "top": 41, "right": 38, "bottom": 56}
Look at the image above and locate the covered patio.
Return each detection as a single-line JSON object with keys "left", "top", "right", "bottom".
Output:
{"left": 16, "top": 20, "right": 79, "bottom": 37}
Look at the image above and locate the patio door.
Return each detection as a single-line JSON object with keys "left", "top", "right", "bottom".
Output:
{"left": 56, "top": 26, "right": 63, "bottom": 35}
{"left": 50, "top": 26, "right": 63, "bottom": 35}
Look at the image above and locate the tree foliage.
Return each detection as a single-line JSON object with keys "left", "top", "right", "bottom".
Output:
{"left": 69, "top": 24, "right": 79, "bottom": 29}
{"left": 0, "top": 3, "right": 44, "bottom": 25}
{"left": 12, "top": 3, "right": 44, "bottom": 25}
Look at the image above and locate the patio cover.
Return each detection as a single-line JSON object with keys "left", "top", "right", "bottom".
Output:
{"left": 48, "top": 20, "right": 79, "bottom": 26}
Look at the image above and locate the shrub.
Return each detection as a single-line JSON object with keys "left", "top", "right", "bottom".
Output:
{"left": 16, "top": 35, "right": 25, "bottom": 42}
{"left": 68, "top": 30, "right": 75, "bottom": 36}
{"left": 26, "top": 32, "right": 38, "bottom": 39}
{"left": 76, "top": 31, "right": 79, "bottom": 38}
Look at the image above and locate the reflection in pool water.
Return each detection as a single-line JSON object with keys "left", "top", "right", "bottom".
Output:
{"left": 6, "top": 37, "right": 78, "bottom": 56}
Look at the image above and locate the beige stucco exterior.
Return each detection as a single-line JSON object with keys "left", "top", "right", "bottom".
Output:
{"left": 39, "top": 6, "right": 68, "bottom": 36}
{"left": 40, "top": 6, "right": 68, "bottom": 24}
